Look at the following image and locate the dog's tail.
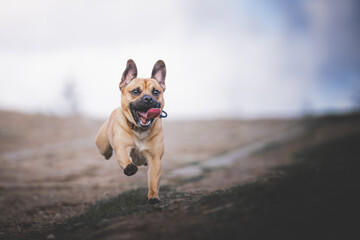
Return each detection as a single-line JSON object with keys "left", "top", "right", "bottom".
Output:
{"left": 95, "top": 120, "right": 113, "bottom": 160}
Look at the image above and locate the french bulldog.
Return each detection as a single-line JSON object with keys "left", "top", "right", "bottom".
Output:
{"left": 95, "top": 59, "right": 166, "bottom": 204}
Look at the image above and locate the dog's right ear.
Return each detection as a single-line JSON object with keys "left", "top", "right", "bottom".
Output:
{"left": 119, "top": 59, "right": 138, "bottom": 91}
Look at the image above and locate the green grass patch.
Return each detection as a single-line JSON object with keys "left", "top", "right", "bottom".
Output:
{"left": 30, "top": 186, "right": 175, "bottom": 239}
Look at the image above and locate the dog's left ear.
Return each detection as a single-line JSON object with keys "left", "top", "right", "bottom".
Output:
{"left": 120, "top": 59, "right": 138, "bottom": 91}
{"left": 151, "top": 60, "right": 166, "bottom": 91}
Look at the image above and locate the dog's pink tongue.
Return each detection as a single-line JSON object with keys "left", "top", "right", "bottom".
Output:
{"left": 137, "top": 111, "right": 148, "bottom": 124}
{"left": 146, "top": 108, "right": 161, "bottom": 119}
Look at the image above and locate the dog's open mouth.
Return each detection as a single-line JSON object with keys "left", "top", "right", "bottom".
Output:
{"left": 137, "top": 111, "right": 151, "bottom": 126}
{"left": 130, "top": 104, "right": 162, "bottom": 130}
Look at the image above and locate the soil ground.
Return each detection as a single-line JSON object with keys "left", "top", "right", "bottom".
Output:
{"left": 0, "top": 110, "right": 359, "bottom": 239}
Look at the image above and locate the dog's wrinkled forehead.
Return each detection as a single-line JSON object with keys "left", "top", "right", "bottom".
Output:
{"left": 126, "top": 78, "right": 162, "bottom": 93}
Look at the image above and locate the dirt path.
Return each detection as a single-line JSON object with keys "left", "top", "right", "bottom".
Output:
{"left": 1, "top": 110, "right": 359, "bottom": 239}
{"left": 54, "top": 129, "right": 360, "bottom": 240}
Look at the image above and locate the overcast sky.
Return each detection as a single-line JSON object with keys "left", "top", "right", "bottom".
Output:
{"left": 0, "top": 0, "right": 359, "bottom": 119}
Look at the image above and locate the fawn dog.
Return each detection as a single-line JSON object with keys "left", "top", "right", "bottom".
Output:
{"left": 96, "top": 59, "right": 166, "bottom": 204}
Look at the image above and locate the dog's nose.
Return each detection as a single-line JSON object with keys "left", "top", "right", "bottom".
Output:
{"left": 142, "top": 95, "right": 154, "bottom": 103}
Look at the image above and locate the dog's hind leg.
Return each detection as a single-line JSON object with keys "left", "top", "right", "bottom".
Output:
{"left": 95, "top": 120, "right": 113, "bottom": 160}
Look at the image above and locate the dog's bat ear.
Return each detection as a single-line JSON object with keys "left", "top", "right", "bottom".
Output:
{"left": 151, "top": 60, "right": 166, "bottom": 91}
{"left": 120, "top": 59, "right": 138, "bottom": 91}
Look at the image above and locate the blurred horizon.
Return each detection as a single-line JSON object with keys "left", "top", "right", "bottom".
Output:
{"left": 0, "top": 0, "right": 359, "bottom": 120}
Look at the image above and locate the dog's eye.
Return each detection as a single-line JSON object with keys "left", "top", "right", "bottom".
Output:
{"left": 152, "top": 89, "right": 160, "bottom": 96}
{"left": 131, "top": 89, "right": 141, "bottom": 96}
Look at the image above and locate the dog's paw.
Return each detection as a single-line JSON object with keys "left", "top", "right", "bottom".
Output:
{"left": 104, "top": 151, "right": 113, "bottom": 160}
{"left": 123, "top": 163, "right": 138, "bottom": 176}
{"left": 148, "top": 197, "right": 161, "bottom": 205}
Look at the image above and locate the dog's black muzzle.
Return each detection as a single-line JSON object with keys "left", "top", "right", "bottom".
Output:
{"left": 130, "top": 95, "right": 161, "bottom": 131}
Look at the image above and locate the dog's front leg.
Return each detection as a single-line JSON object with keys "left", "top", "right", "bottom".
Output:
{"left": 147, "top": 157, "right": 162, "bottom": 204}
{"left": 115, "top": 147, "right": 138, "bottom": 176}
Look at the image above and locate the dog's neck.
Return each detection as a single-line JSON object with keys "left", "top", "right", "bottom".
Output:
{"left": 126, "top": 119, "right": 149, "bottom": 134}
{"left": 127, "top": 119, "right": 139, "bottom": 131}
{"left": 127, "top": 120, "right": 151, "bottom": 140}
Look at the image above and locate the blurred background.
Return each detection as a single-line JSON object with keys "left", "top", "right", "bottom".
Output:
{"left": 1, "top": 1, "right": 360, "bottom": 239}
{"left": 1, "top": 0, "right": 359, "bottom": 120}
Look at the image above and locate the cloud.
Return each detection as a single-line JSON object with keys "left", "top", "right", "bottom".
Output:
{"left": 0, "top": 0, "right": 358, "bottom": 119}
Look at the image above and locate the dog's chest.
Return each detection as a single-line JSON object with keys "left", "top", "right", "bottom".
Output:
{"left": 133, "top": 130, "right": 149, "bottom": 139}
{"left": 129, "top": 139, "right": 148, "bottom": 166}
{"left": 134, "top": 139, "right": 147, "bottom": 152}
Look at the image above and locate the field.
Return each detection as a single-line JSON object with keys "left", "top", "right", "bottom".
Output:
{"left": 0, "top": 110, "right": 359, "bottom": 239}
